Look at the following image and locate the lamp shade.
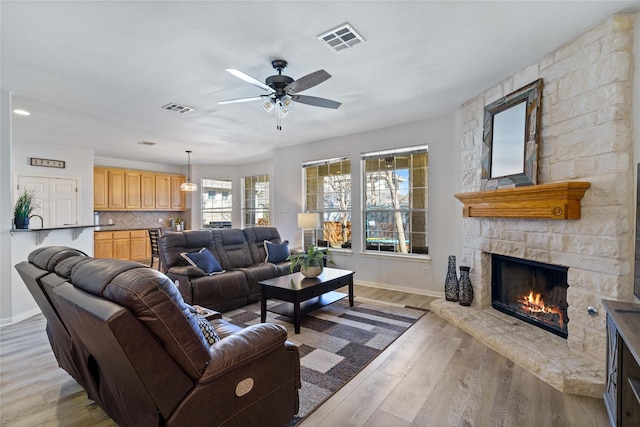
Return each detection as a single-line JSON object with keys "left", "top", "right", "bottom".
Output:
{"left": 180, "top": 181, "right": 198, "bottom": 192}
{"left": 298, "top": 212, "right": 321, "bottom": 228}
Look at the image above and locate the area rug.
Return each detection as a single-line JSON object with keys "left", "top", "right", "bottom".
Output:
{"left": 221, "top": 297, "right": 428, "bottom": 425}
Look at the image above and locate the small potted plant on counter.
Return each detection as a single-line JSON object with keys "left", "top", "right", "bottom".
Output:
{"left": 175, "top": 218, "right": 184, "bottom": 231}
{"left": 13, "top": 188, "right": 37, "bottom": 229}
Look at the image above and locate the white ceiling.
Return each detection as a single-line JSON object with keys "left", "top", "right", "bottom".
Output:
{"left": 2, "top": 1, "right": 639, "bottom": 166}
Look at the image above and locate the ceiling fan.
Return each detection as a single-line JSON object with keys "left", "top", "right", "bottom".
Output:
{"left": 218, "top": 59, "right": 341, "bottom": 130}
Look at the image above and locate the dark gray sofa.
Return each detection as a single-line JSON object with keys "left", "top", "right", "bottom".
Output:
{"left": 160, "top": 227, "right": 298, "bottom": 312}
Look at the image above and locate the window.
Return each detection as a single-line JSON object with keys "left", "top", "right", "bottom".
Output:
{"left": 242, "top": 174, "right": 270, "bottom": 227}
{"left": 303, "top": 157, "right": 351, "bottom": 249}
{"left": 202, "top": 178, "right": 232, "bottom": 228}
{"left": 362, "top": 146, "right": 428, "bottom": 255}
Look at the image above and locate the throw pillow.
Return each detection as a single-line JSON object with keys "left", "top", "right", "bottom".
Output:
{"left": 264, "top": 240, "right": 290, "bottom": 263}
{"left": 196, "top": 316, "right": 221, "bottom": 346}
{"left": 180, "top": 248, "right": 225, "bottom": 275}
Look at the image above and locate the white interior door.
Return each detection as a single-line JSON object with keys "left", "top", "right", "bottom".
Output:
{"left": 50, "top": 178, "right": 77, "bottom": 226}
{"left": 17, "top": 175, "right": 78, "bottom": 228}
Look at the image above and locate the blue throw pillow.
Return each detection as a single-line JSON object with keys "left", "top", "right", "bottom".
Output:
{"left": 264, "top": 240, "right": 290, "bottom": 263}
{"left": 181, "top": 248, "right": 224, "bottom": 275}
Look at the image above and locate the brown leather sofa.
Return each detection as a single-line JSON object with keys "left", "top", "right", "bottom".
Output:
{"left": 160, "top": 227, "right": 299, "bottom": 312}
{"left": 15, "top": 246, "right": 300, "bottom": 427}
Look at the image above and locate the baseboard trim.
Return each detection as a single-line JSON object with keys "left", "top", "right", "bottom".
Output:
{"left": 354, "top": 279, "right": 444, "bottom": 299}
{"left": 0, "top": 307, "right": 42, "bottom": 328}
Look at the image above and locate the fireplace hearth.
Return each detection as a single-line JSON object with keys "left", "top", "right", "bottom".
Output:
{"left": 491, "top": 254, "right": 569, "bottom": 338}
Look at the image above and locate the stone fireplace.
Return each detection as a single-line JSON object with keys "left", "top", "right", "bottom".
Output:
{"left": 431, "top": 14, "right": 636, "bottom": 398}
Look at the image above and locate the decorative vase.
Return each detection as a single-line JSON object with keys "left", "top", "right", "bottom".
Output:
{"left": 444, "top": 255, "right": 459, "bottom": 302}
{"left": 301, "top": 264, "right": 323, "bottom": 278}
{"left": 14, "top": 216, "right": 29, "bottom": 230}
{"left": 458, "top": 266, "right": 474, "bottom": 306}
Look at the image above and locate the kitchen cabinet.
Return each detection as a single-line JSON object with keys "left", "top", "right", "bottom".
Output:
{"left": 108, "top": 170, "right": 126, "bottom": 209}
{"left": 141, "top": 173, "right": 155, "bottom": 210}
{"left": 94, "top": 231, "right": 113, "bottom": 258}
{"left": 129, "top": 230, "right": 148, "bottom": 261}
{"left": 94, "top": 167, "right": 185, "bottom": 211}
{"left": 171, "top": 175, "right": 186, "bottom": 209}
{"left": 113, "top": 231, "right": 131, "bottom": 260}
{"left": 94, "top": 168, "right": 109, "bottom": 210}
{"left": 155, "top": 174, "right": 171, "bottom": 210}
{"left": 125, "top": 172, "right": 141, "bottom": 209}
{"left": 95, "top": 230, "right": 151, "bottom": 262}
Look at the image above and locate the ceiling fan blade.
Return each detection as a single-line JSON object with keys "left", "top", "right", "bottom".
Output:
{"left": 285, "top": 70, "right": 331, "bottom": 94}
{"left": 218, "top": 96, "right": 266, "bottom": 105}
{"left": 291, "top": 94, "right": 341, "bottom": 109}
{"left": 225, "top": 69, "right": 274, "bottom": 93}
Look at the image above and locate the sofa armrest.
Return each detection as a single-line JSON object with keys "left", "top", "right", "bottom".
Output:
{"left": 167, "top": 265, "right": 205, "bottom": 277}
{"left": 199, "top": 323, "right": 288, "bottom": 383}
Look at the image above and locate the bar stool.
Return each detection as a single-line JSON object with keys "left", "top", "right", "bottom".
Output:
{"left": 148, "top": 228, "right": 161, "bottom": 270}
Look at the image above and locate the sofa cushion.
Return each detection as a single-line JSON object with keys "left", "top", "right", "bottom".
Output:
{"left": 211, "top": 229, "right": 254, "bottom": 269}
{"left": 264, "top": 240, "right": 290, "bottom": 263}
{"left": 181, "top": 248, "right": 224, "bottom": 275}
{"left": 243, "top": 227, "right": 284, "bottom": 264}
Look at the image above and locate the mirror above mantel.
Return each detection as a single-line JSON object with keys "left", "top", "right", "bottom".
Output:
{"left": 482, "top": 79, "right": 543, "bottom": 190}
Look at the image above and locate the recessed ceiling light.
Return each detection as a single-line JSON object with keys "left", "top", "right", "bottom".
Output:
{"left": 13, "top": 109, "right": 31, "bottom": 116}
{"left": 318, "top": 23, "right": 365, "bottom": 53}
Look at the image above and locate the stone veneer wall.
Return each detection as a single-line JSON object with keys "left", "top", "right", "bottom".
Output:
{"left": 458, "top": 14, "right": 635, "bottom": 362}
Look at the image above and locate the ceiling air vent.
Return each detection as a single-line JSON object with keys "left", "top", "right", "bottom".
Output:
{"left": 161, "top": 102, "right": 194, "bottom": 114}
{"left": 317, "top": 23, "right": 365, "bottom": 53}
{"left": 138, "top": 141, "right": 157, "bottom": 146}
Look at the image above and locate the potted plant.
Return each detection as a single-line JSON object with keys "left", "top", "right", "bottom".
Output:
{"left": 287, "top": 245, "right": 333, "bottom": 278}
{"left": 13, "top": 188, "right": 37, "bottom": 229}
{"left": 175, "top": 218, "right": 184, "bottom": 231}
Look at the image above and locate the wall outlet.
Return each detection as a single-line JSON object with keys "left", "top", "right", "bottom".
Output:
{"left": 423, "top": 267, "right": 429, "bottom": 276}
{"left": 158, "top": 218, "right": 163, "bottom": 223}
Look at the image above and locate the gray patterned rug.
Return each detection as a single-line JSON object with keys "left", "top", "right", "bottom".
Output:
{"left": 222, "top": 297, "right": 428, "bottom": 425}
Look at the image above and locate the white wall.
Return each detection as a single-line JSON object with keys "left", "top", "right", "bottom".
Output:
{"left": 271, "top": 115, "right": 457, "bottom": 296}
{"left": 1, "top": 90, "right": 14, "bottom": 324}
{"left": 94, "top": 156, "right": 183, "bottom": 174}
{"left": 5, "top": 142, "right": 96, "bottom": 324}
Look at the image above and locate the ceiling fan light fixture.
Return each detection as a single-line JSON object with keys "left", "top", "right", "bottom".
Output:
{"left": 280, "top": 95, "right": 294, "bottom": 112}
{"left": 262, "top": 98, "right": 275, "bottom": 113}
{"left": 180, "top": 150, "right": 198, "bottom": 192}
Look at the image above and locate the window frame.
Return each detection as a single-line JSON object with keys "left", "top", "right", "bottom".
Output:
{"left": 361, "top": 145, "right": 429, "bottom": 256}
{"left": 241, "top": 174, "right": 271, "bottom": 227}
{"left": 302, "top": 156, "right": 352, "bottom": 250}
{"left": 201, "top": 177, "right": 233, "bottom": 229}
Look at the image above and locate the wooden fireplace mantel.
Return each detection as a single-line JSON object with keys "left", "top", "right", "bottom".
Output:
{"left": 454, "top": 182, "right": 591, "bottom": 219}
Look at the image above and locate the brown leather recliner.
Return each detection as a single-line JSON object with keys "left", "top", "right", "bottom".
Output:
{"left": 15, "top": 247, "right": 301, "bottom": 427}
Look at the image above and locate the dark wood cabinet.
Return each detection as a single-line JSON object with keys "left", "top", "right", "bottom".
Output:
{"left": 603, "top": 300, "right": 640, "bottom": 427}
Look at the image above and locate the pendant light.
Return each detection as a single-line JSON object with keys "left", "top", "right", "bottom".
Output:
{"left": 180, "top": 150, "right": 198, "bottom": 192}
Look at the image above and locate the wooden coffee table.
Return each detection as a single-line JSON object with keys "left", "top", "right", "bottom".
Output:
{"left": 259, "top": 268, "right": 354, "bottom": 333}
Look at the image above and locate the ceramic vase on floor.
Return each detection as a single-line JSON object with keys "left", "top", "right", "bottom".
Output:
{"left": 458, "top": 266, "right": 473, "bottom": 306}
{"left": 444, "top": 255, "right": 459, "bottom": 302}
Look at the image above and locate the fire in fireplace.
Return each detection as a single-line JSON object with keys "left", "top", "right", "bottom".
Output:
{"left": 491, "top": 254, "right": 569, "bottom": 338}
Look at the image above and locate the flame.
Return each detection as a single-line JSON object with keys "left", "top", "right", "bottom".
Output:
{"left": 517, "top": 290, "right": 564, "bottom": 327}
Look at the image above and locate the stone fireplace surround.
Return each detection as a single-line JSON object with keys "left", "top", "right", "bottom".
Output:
{"left": 431, "top": 14, "right": 636, "bottom": 399}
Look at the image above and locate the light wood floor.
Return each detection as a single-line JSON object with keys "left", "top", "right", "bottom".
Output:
{"left": 0, "top": 285, "right": 609, "bottom": 426}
